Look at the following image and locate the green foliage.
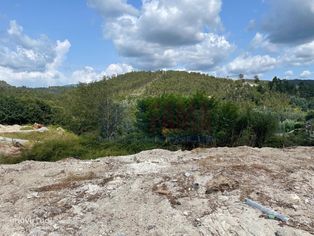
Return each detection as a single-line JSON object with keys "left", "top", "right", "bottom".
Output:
{"left": 1, "top": 71, "right": 313, "bottom": 163}
{"left": 21, "top": 138, "right": 84, "bottom": 162}
{"left": 137, "top": 93, "right": 215, "bottom": 137}
{"left": 137, "top": 94, "right": 279, "bottom": 148}
{"left": 306, "top": 111, "right": 314, "bottom": 121}
{"left": 17, "top": 131, "right": 172, "bottom": 163}
{"left": 0, "top": 95, "right": 55, "bottom": 125}
{"left": 211, "top": 101, "right": 241, "bottom": 146}
{"left": 61, "top": 82, "right": 128, "bottom": 139}
{"left": 247, "top": 110, "right": 278, "bottom": 147}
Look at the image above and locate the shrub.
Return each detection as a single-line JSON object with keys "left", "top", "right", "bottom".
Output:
{"left": 137, "top": 93, "right": 215, "bottom": 136}
{"left": 21, "top": 138, "right": 85, "bottom": 162}
{"left": 0, "top": 95, "right": 54, "bottom": 125}
{"left": 136, "top": 94, "right": 280, "bottom": 148}
{"left": 306, "top": 111, "right": 314, "bottom": 121}
{"left": 247, "top": 110, "right": 278, "bottom": 147}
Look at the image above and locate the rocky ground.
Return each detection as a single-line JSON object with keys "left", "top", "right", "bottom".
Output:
{"left": 0, "top": 146, "right": 313, "bottom": 236}
{"left": 0, "top": 125, "right": 49, "bottom": 157}
{"left": 0, "top": 125, "right": 27, "bottom": 156}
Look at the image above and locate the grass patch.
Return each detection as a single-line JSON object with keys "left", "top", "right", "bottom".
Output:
{"left": 0, "top": 128, "right": 178, "bottom": 164}
{"left": 17, "top": 132, "right": 176, "bottom": 163}
{"left": 20, "top": 125, "right": 34, "bottom": 131}
{"left": 0, "top": 126, "right": 76, "bottom": 142}
{"left": 0, "top": 153, "right": 25, "bottom": 164}
{"left": 21, "top": 137, "right": 85, "bottom": 162}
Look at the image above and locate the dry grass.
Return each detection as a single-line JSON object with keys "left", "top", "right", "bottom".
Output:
{"left": 36, "top": 171, "right": 97, "bottom": 192}
{"left": 0, "top": 127, "right": 76, "bottom": 142}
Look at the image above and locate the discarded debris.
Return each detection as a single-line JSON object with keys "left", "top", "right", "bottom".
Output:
{"left": 155, "top": 189, "right": 170, "bottom": 195}
{"left": 244, "top": 198, "right": 289, "bottom": 222}
{"left": 33, "top": 123, "right": 44, "bottom": 129}
{"left": 192, "top": 182, "right": 200, "bottom": 191}
{"left": 205, "top": 175, "right": 239, "bottom": 194}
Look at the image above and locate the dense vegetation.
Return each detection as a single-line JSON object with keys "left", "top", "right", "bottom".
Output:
{"left": 137, "top": 93, "right": 278, "bottom": 148}
{"left": 0, "top": 71, "right": 313, "bottom": 163}
{"left": 0, "top": 95, "right": 55, "bottom": 125}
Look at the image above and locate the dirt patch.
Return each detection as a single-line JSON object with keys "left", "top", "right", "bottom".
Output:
{"left": 0, "top": 147, "right": 313, "bottom": 235}
{"left": 35, "top": 171, "right": 98, "bottom": 192}
{"left": 205, "top": 174, "right": 239, "bottom": 194}
{"left": 0, "top": 142, "right": 22, "bottom": 156}
{"left": 36, "top": 181, "right": 79, "bottom": 192}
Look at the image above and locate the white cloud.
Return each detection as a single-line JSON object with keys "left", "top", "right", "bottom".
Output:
{"left": 138, "top": 0, "right": 222, "bottom": 46}
{"left": 7, "top": 20, "right": 23, "bottom": 35}
{"left": 251, "top": 32, "right": 277, "bottom": 52}
{"left": 225, "top": 54, "right": 278, "bottom": 75}
{"left": 283, "top": 70, "right": 294, "bottom": 79}
{"left": 300, "top": 70, "right": 312, "bottom": 78}
{"left": 70, "top": 66, "right": 103, "bottom": 84}
{"left": 104, "top": 63, "right": 133, "bottom": 77}
{"left": 0, "top": 20, "right": 71, "bottom": 87}
{"left": 87, "top": 0, "right": 138, "bottom": 18}
{"left": 88, "top": 0, "right": 233, "bottom": 71}
{"left": 69, "top": 63, "right": 134, "bottom": 84}
{"left": 0, "top": 66, "right": 65, "bottom": 87}
{"left": 283, "top": 40, "right": 314, "bottom": 66}
{"left": 0, "top": 21, "right": 134, "bottom": 87}
{"left": 285, "top": 70, "right": 294, "bottom": 76}
{"left": 47, "top": 40, "right": 71, "bottom": 71}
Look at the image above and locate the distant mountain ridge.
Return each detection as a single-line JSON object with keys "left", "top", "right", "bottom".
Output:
{"left": 286, "top": 79, "right": 314, "bottom": 86}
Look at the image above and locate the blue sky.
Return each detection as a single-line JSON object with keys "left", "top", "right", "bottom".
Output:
{"left": 0, "top": 0, "right": 313, "bottom": 87}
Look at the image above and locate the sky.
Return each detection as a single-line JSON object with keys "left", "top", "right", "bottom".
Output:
{"left": 0, "top": 0, "right": 314, "bottom": 87}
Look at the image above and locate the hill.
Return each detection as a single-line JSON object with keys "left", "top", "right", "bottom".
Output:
{"left": 0, "top": 71, "right": 313, "bottom": 152}
{"left": 1, "top": 71, "right": 314, "bottom": 104}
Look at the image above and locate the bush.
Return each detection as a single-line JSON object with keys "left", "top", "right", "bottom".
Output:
{"left": 306, "top": 111, "right": 314, "bottom": 121}
{"left": 21, "top": 138, "right": 85, "bottom": 162}
{"left": 136, "top": 94, "right": 279, "bottom": 148}
{"left": 0, "top": 95, "right": 54, "bottom": 125}
{"left": 247, "top": 110, "right": 278, "bottom": 147}
{"left": 211, "top": 101, "right": 241, "bottom": 146}
{"left": 137, "top": 93, "right": 215, "bottom": 136}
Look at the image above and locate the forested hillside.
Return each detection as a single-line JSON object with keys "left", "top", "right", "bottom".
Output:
{"left": 0, "top": 71, "right": 313, "bottom": 163}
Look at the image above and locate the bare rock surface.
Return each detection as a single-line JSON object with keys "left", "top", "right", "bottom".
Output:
{"left": 0, "top": 147, "right": 313, "bottom": 236}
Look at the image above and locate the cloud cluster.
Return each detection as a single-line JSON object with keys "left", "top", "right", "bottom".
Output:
{"left": 300, "top": 70, "right": 312, "bottom": 79}
{"left": 0, "top": 21, "right": 71, "bottom": 86}
{"left": 263, "top": 0, "right": 314, "bottom": 44}
{"left": 225, "top": 54, "right": 278, "bottom": 76}
{"left": 87, "top": 0, "right": 139, "bottom": 18}
{"left": 236, "top": 0, "right": 314, "bottom": 78}
{"left": 104, "top": 63, "right": 133, "bottom": 77}
{"left": 0, "top": 21, "right": 133, "bottom": 86}
{"left": 251, "top": 33, "right": 277, "bottom": 52}
{"left": 69, "top": 63, "right": 134, "bottom": 84}
{"left": 0, "top": 21, "right": 71, "bottom": 74}
{"left": 2, "top": 0, "right": 314, "bottom": 86}
{"left": 283, "top": 41, "right": 314, "bottom": 66}
{"left": 88, "top": 0, "right": 314, "bottom": 78}
{"left": 88, "top": 0, "right": 233, "bottom": 71}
